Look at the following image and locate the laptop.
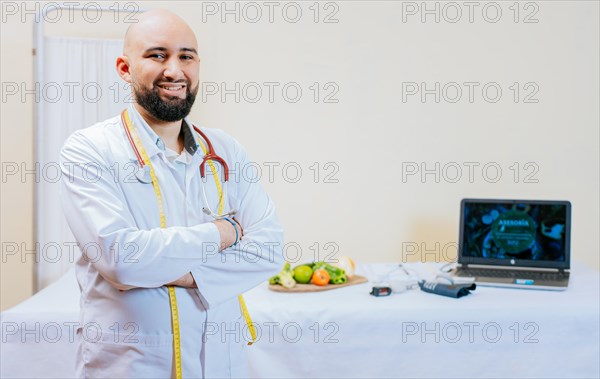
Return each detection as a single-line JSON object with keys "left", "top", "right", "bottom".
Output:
{"left": 452, "top": 199, "right": 571, "bottom": 290}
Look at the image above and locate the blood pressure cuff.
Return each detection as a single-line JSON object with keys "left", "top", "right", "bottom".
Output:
{"left": 418, "top": 281, "right": 476, "bottom": 298}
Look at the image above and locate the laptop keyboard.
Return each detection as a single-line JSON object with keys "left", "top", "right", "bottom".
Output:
{"left": 456, "top": 268, "right": 568, "bottom": 281}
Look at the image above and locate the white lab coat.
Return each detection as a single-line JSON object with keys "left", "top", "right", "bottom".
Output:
{"left": 59, "top": 105, "right": 284, "bottom": 378}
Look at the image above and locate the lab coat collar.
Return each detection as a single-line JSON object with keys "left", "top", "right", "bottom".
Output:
{"left": 125, "top": 105, "right": 200, "bottom": 162}
{"left": 182, "top": 119, "right": 199, "bottom": 155}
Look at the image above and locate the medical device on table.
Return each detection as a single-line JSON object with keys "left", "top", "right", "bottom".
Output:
{"left": 369, "top": 264, "right": 476, "bottom": 298}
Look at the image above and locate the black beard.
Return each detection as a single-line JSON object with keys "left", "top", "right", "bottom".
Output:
{"left": 134, "top": 81, "right": 198, "bottom": 122}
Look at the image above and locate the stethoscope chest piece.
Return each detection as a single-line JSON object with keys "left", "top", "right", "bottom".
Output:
{"left": 135, "top": 165, "right": 152, "bottom": 184}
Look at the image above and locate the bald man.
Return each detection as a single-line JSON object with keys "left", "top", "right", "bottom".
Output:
{"left": 60, "top": 9, "right": 284, "bottom": 378}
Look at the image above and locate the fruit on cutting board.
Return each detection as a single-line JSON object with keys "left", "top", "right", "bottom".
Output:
{"left": 268, "top": 262, "right": 296, "bottom": 288}
{"left": 331, "top": 256, "right": 355, "bottom": 278}
{"left": 312, "top": 262, "right": 347, "bottom": 284}
{"left": 311, "top": 269, "right": 330, "bottom": 286}
{"left": 269, "top": 257, "right": 357, "bottom": 288}
{"left": 293, "top": 265, "right": 313, "bottom": 284}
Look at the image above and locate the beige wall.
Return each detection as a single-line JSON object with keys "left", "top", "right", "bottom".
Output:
{"left": 1, "top": 7, "right": 34, "bottom": 311}
{"left": 2, "top": 1, "right": 598, "bottom": 311}
{"left": 1, "top": 2, "right": 130, "bottom": 311}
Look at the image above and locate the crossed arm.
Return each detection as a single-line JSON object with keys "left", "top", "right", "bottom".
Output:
{"left": 60, "top": 129, "right": 283, "bottom": 306}
{"left": 166, "top": 218, "right": 244, "bottom": 288}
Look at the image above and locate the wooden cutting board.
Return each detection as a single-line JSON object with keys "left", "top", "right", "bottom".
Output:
{"left": 268, "top": 275, "right": 369, "bottom": 293}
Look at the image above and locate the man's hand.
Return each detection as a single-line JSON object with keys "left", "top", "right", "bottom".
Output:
{"left": 213, "top": 217, "right": 244, "bottom": 251}
{"left": 164, "top": 218, "right": 243, "bottom": 289}
{"left": 166, "top": 272, "right": 196, "bottom": 288}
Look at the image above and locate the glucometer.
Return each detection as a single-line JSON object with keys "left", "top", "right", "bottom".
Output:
{"left": 370, "top": 286, "right": 392, "bottom": 297}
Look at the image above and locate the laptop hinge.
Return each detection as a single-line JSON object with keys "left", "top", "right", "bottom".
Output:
{"left": 460, "top": 264, "right": 561, "bottom": 272}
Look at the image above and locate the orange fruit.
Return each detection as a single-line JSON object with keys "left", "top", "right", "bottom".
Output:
{"left": 312, "top": 269, "right": 330, "bottom": 286}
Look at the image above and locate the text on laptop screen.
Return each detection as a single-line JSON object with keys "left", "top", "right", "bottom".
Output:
{"left": 462, "top": 202, "right": 568, "bottom": 262}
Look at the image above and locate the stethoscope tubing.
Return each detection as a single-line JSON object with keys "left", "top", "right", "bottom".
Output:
{"left": 121, "top": 112, "right": 236, "bottom": 219}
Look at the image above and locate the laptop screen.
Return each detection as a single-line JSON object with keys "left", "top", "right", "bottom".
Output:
{"left": 459, "top": 199, "right": 571, "bottom": 269}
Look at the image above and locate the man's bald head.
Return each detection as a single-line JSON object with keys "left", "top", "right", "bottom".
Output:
{"left": 116, "top": 9, "right": 200, "bottom": 122}
{"left": 123, "top": 9, "right": 198, "bottom": 57}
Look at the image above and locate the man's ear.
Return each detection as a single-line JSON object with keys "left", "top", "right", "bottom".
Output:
{"left": 116, "top": 55, "right": 132, "bottom": 83}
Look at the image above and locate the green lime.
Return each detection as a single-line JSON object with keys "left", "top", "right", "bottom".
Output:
{"left": 293, "top": 265, "right": 313, "bottom": 284}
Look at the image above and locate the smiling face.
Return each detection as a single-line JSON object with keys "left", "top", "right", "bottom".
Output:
{"left": 117, "top": 10, "right": 200, "bottom": 122}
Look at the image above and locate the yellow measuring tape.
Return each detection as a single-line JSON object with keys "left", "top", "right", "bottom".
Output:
{"left": 195, "top": 140, "right": 258, "bottom": 346}
{"left": 122, "top": 110, "right": 256, "bottom": 379}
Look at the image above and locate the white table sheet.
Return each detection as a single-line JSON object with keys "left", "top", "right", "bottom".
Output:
{"left": 2, "top": 263, "right": 599, "bottom": 378}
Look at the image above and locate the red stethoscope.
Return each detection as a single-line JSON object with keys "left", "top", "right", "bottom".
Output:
{"left": 121, "top": 110, "right": 237, "bottom": 220}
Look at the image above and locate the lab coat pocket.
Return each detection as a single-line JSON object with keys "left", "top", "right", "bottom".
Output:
{"left": 80, "top": 329, "right": 174, "bottom": 379}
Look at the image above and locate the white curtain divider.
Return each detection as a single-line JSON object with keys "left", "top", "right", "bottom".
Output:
{"left": 36, "top": 37, "right": 128, "bottom": 290}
